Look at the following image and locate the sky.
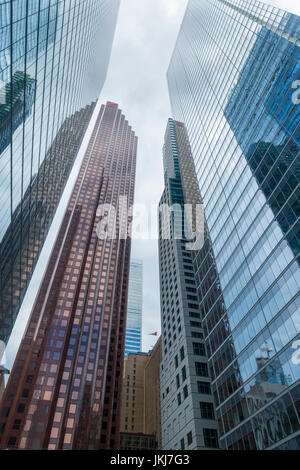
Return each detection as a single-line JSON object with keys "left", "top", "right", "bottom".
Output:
{"left": 4, "top": 0, "right": 300, "bottom": 368}
{"left": 98, "top": 0, "right": 300, "bottom": 352}
{"left": 99, "top": 0, "right": 189, "bottom": 352}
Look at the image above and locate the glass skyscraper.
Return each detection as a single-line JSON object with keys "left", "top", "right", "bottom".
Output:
{"left": 168, "top": 0, "right": 300, "bottom": 449}
{"left": 125, "top": 259, "right": 143, "bottom": 356}
{"left": 0, "top": 0, "right": 120, "bottom": 346}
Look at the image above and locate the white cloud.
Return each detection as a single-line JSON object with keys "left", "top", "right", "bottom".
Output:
{"left": 161, "top": 0, "right": 187, "bottom": 18}
{"left": 100, "top": 0, "right": 188, "bottom": 352}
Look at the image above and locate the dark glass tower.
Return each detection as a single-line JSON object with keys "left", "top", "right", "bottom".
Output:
{"left": 158, "top": 119, "right": 218, "bottom": 450}
{"left": 0, "top": 0, "right": 120, "bottom": 346}
{"left": 0, "top": 102, "right": 137, "bottom": 450}
{"left": 168, "top": 0, "right": 300, "bottom": 449}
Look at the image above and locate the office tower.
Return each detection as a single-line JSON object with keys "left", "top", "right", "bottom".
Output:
{"left": 120, "top": 337, "right": 162, "bottom": 450}
{"left": 158, "top": 119, "right": 218, "bottom": 450}
{"left": 168, "top": 0, "right": 300, "bottom": 450}
{"left": 125, "top": 259, "right": 143, "bottom": 356}
{"left": 0, "top": 102, "right": 137, "bottom": 450}
{"left": 121, "top": 352, "right": 149, "bottom": 435}
{"left": 0, "top": 0, "right": 120, "bottom": 348}
{"left": 144, "top": 337, "right": 162, "bottom": 449}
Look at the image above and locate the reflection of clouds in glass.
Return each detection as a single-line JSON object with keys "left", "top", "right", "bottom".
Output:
{"left": 0, "top": 340, "right": 5, "bottom": 365}
{"left": 168, "top": 0, "right": 300, "bottom": 450}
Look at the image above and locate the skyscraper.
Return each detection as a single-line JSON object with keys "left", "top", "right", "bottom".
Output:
{"left": 125, "top": 259, "right": 143, "bottom": 356}
{"left": 158, "top": 119, "right": 218, "bottom": 450}
{"left": 168, "top": 0, "right": 300, "bottom": 450}
{"left": 0, "top": 0, "right": 120, "bottom": 347}
{"left": 0, "top": 102, "right": 137, "bottom": 450}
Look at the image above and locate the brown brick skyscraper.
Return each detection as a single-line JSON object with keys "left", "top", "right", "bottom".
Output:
{"left": 0, "top": 102, "right": 137, "bottom": 450}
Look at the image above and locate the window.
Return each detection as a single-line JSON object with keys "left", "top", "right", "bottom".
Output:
{"left": 180, "top": 438, "right": 185, "bottom": 450}
{"left": 8, "top": 437, "right": 17, "bottom": 448}
{"left": 183, "top": 385, "right": 188, "bottom": 399}
{"left": 176, "top": 374, "right": 180, "bottom": 389}
{"left": 189, "top": 312, "right": 200, "bottom": 318}
{"left": 197, "top": 381, "right": 211, "bottom": 395}
{"left": 193, "top": 342, "right": 205, "bottom": 356}
{"left": 177, "top": 393, "right": 181, "bottom": 406}
{"left": 203, "top": 429, "right": 218, "bottom": 448}
{"left": 200, "top": 402, "right": 215, "bottom": 420}
{"left": 175, "top": 355, "right": 179, "bottom": 368}
{"left": 17, "top": 404, "right": 26, "bottom": 413}
{"left": 13, "top": 420, "right": 21, "bottom": 430}
{"left": 195, "top": 362, "right": 208, "bottom": 377}
{"left": 182, "top": 366, "right": 187, "bottom": 382}
{"left": 190, "top": 321, "right": 202, "bottom": 328}
{"left": 180, "top": 346, "right": 185, "bottom": 361}
{"left": 192, "top": 331, "right": 203, "bottom": 339}
{"left": 187, "top": 432, "right": 193, "bottom": 446}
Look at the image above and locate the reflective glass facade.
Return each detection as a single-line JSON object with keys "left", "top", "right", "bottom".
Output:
{"left": 168, "top": 0, "right": 300, "bottom": 449}
{"left": 125, "top": 259, "right": 143, "bottom": 356}
{"left": 0, "top": 102, "right": 137, "bottom": 450}
{"left": 0, "top": 0, "right": 120, "bottom": 345}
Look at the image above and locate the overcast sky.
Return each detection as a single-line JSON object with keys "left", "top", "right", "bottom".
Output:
{"left": 5, "top": 0, "right": 300, "bottom": 367}
{"left": 99, "top": 0, "right": 189, "bottom": 352}
{"left": 99, "top": 0, "right": 300, "bottom": 352}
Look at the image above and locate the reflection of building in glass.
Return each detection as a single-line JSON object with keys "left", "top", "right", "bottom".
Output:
{"left": 224, "top": 24, "right": 300, "bottom": 259}
{"left": 0, "top": 71, "right": 36, "bottom": 155}
{"left": 0, "top": 102, "right": 137, "bottom": 450}
{"left": 0, "top": 0, "right": 58, "bottom": 83}
{"left": 246, "top": 356, "right": 291, "bottom": 416}
{"left": 0, "top": 102, "right": 95, "bottom": 344}
{"left": 159, "top": 119, "right": 218, "bottom": 450}
{"left": 244, "top": 140, "right": 300, "bottom": 259}
{"left": 125, "top": 260, "right": 143, "bottom": 356}
{"left": 0, "top": 0, "right": 120, "bottom": 346}
{"left": 168, "top": 0, "right": 300, "bottom": 450}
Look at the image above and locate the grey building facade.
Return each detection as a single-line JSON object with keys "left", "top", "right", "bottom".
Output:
{"left": 167, "top": 0, "right": 300, "bottom": 449}
{"left": 158, "top": 119, "right": 219, "bottom": 450}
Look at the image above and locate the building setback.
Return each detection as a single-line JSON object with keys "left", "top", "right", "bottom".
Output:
{"left": 125, "top": 259, "right": 143, "bottom": 356}
{"left": 0, "top": 102, "right": 137, "bottom": 450}
{"left": 168, "top": 0, "right": 300, "bottom": 450}
{"left": 158, "top": 119, "right": 219, "bottom": 450}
